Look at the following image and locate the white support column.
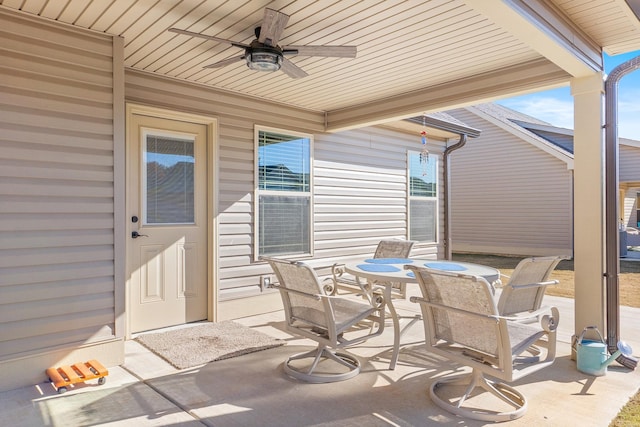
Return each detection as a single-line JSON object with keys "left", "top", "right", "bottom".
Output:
{"left": 571, "top": 73, "right": 606, "bottom": 344}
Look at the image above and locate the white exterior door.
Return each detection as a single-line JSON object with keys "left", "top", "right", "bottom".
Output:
{"left": 128, "top": 113, "right": 208, "bottom": 333}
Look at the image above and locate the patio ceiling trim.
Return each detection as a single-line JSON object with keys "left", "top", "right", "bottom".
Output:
{"left": 465, "top": 0, "right": 603, "bottom": 77}
{"left": 324, "top": 58, "right": 570, "bottom": 132}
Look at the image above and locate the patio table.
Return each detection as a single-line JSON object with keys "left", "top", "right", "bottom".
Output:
{"left": 344, "top": 258, "right": 500, "bottom": 369}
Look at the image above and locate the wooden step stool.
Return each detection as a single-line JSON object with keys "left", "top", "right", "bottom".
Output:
{"left": 46, "top": 359, "right": 109, "bottom": 394}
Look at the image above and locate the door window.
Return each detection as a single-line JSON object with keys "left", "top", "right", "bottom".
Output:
{"left": 143, "top": 132, "right": 195, "bottom": 225}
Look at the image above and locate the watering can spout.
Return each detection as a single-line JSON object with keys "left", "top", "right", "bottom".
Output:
{"left": 602, "top": 349, "right": 622, "bottom": 369}
{"left": 602, "top": 341, "right": 634, "bottom": 369}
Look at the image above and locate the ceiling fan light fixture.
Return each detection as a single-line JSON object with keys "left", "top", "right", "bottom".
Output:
{"left": 246, "top": 47, "right": 282, "bottom": 72}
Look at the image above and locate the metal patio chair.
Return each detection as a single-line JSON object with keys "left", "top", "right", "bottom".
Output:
{"left": 264, "top": 257, "right": 386, "bottom": 383}
{"left": 330, "top": 239, "right": 415, "bottom": 299}
{"left": 407, "top": 265, "right": 559, "bottom": 422}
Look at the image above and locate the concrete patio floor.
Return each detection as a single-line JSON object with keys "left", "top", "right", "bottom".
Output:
{"left": 2, "top": 289, "right": 639, "bottom": 427}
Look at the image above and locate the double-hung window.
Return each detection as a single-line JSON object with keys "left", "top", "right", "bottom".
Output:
{"left": 255, "top": 127, "right": 312, "bottom": 258}
{"left": 408, "top": 151, "right": 438, "bottom": 243}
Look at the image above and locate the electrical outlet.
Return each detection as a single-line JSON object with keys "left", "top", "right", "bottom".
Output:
{"left": 260, "top": 275, "right": 272, "bottom": 291}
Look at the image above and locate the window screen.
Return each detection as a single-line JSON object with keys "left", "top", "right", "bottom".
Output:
{"left": 259, "top": 195, "right": 310, "bottom": 255}
{"left": 410, "top": 199, "right": 437, "bottom": 242}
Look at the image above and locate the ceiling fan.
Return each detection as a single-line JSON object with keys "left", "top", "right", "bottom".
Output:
{"left": 168, "top": 8, "right": 357, "bottom": 78}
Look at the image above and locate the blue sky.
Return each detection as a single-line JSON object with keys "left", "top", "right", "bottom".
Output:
{"left": 496, "top": 51, "right": 640, "bottom": 140}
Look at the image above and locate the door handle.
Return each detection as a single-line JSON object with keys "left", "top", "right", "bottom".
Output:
{"left": 131, "top": 231, "right": 148, "bottom": 238}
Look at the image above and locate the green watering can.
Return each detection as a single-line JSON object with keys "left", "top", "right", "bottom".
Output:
{"left": 576, "top": 326, "right": 633, "bottom": 376}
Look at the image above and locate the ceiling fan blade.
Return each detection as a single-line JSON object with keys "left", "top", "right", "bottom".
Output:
{"left": 280, "top": 57, "right": 308, "bottom": 79}
{"left": 258, "top": 8, "right": 289, "bottom": 47}
{"left": 168, "top": 28, "right": 250, "bottom": 49}
{"left": 203, "top": 55, "right": 245, "bottom": 69}
{"left": 283, "top": 45, "right": 357, "bottom": 58}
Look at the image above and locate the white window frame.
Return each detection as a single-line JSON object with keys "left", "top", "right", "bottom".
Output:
{"left": 407, "top": 150, "right": 439, "bottom": 244}
{"left": 254, "top": 125, "right": 314, "bottom": 260}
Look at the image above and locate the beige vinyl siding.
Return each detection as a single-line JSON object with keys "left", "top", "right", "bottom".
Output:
{"left": 126, "top": 71, "right": 444, "bottom": 301}
{"left": 620, "top": 143, "right": 640, "bottom": 245}
{"left": 618, "top": 143, "right": 640, "bottom": 246}
{"left": 623, "top": 188, "right": 639, "bottom": 224}
{"left": 0, "top": 10, "right": 119, "bottom": 361}
{"left": 619, "top": 144, "right": 640, "bottom": 183}
{"left": 623, "top": 187, "right": 640, "bottom": 247}
{"left": 447, "top": 108, "right": 573, "bottom": 256}
{"left": 314, "top": 127, "right": 443, "bottom": 260}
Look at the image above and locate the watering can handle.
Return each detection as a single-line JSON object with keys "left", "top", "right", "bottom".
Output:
{"left": 577, "top": 325, "right": 605, "bottom": 345}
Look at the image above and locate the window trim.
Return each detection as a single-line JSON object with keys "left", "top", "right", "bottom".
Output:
{"left": 407, "top": 150, "right": 439, "bottom": 244}
{"left": 254, "top": 125, "right": 314, "bottom": 260}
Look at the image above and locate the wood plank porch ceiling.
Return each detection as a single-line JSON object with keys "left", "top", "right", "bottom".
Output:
{"left": 2, "top": 0, "right": 639, "bottom": 130}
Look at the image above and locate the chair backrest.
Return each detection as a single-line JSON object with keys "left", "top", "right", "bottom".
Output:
{"left": 410, "top": 266, "right": 502, "bottom": 359}
{"left": 266, "top": 258, "right": 329, "bottom": 330}
{"left": 374, "top": 239, "right": 415, "bottom": 259}
{"left": 497, "top": 256, "right": 562, "bottom": 316}
{"left": 408, "top": 265, "right": 559, "bottom": 421}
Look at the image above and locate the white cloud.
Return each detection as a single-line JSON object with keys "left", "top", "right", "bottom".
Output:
{"left": 617, "top": 112, "right": 640, "bottom": 140}
{"left": 498, "top": 96, "right": 574, "bottom": 129}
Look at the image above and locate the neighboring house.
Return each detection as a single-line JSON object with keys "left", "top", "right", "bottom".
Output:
{"left": 0, "top": 7, "right": 485, "bottom": 391}
{"left": 444, "top": 103, "right": 640, "bottom": 257}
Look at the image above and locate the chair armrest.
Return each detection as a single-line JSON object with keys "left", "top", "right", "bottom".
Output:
{"left": 322, "top": 290, "right": 386, "bottom": 309}
{"left": 411, "top": 296, "right": 559, "bottom": 331}
{"left": 268, "top": 283, "right": 322, "bottom": 301}
{"left": 331, "top": 263, "right": 358, "bottom": 284}
{"left": 331, "top": 263, "right": 345, "bottom": 278}
{"left": 509, "top": 280, "right": 559, "bottom": 290}
{"left": 321, "top": 277, "right": 335, "bottom": 295}
{"left": 330, "top": 263, "right": 371, "bottom": 294}
{"left": 491, "top": 275, "right": 507, "bottom": 289}
{"left": 496, "top": 305, "right": 560, "bottom": 331}
{"left": 410, "top": 296, "right": 498, "bottom": 321}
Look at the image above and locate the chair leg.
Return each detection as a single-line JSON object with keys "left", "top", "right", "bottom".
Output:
{"left": 399, "top": 282, "right": 407, "bottom": 299}
{"left": 284, "top": 344, "right": 361, "bottom": 384}
{"left": 429, "top": 369, "right": 528, "bottom": 422}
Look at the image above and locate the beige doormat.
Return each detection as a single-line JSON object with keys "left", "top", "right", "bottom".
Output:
{"left": 135, "top": 321, "right": 285, "bottom": 369}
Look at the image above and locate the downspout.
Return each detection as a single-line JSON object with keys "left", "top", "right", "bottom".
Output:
{"left": 443, "top": 134, "right": 467, "bottom": 260}
{"left": 604, "top": 54, "right": 640, "bottom": 369}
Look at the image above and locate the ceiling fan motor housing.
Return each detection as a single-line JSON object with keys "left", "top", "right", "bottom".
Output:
{"left": 246, "top": 42, "right": 283, "bottom": 72}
